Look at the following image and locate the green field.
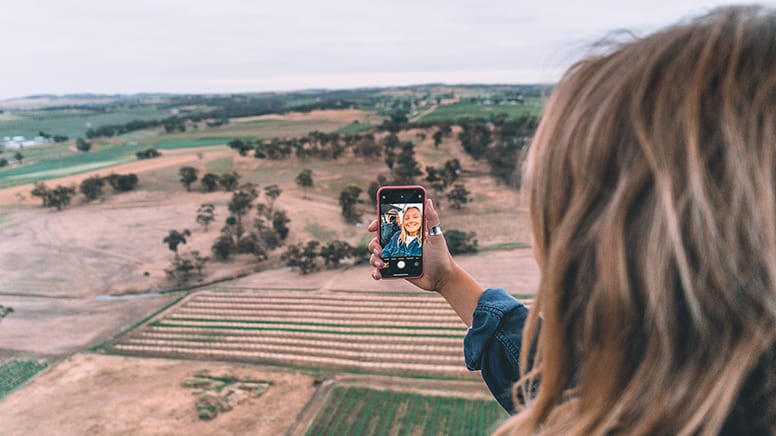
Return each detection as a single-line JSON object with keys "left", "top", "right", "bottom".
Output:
{"left": 0, "top": 107, "right": 177, "bottom": 139}
{"left": 154, "top": 137, "right": 232, "bottom": 149}
{"left": 0, "top": 144, "right": 137, "bottom": 188}
{"left": 333, "top": 121, "right": 375, "bottom": 134}
{"left": 418, "top": 98, "right": 543, "bottom": 123}
{"left": 306, "top": 386, "right": 507, "bottom": 436}
{"left": 0, "top": 359, "right": 48, "bottom": 399}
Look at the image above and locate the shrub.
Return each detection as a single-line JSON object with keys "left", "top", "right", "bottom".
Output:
{"left": 80, "top": 176, "right": 105, "bottom": 201}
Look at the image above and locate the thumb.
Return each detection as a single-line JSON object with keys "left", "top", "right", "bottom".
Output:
{"left": 425, "top": 198, "right": 440, "bottom": 228}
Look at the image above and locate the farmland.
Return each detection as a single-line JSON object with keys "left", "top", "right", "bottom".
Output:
{"left": 107, "top": 288, "right": 476, "bottom": 379}
{"left": 417, "top": 97, "right": 543, "bottom": 123}
{"left": 306, "top": 386, "right": 508, "bottom": 436}
{"left": 0, "top": 359, "right": 48, "bottom": 399}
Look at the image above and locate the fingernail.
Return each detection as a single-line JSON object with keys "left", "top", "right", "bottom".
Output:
{"left": 373, "top": 248, "right": 381, "bottom": 255}
{"left": 372, "top": 260, "right": 383, "bottom": 268}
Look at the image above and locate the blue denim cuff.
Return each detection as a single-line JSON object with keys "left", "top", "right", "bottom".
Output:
{"left": 464, "top": 288, "right": 527, "bottom": 370}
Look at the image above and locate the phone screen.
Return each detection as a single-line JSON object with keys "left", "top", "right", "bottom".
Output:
{"left": 377, "top": 186, "right": 425, "bottom": 279}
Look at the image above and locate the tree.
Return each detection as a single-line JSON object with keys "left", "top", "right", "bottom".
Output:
{"left": 447, "top": 184, "right": 472, "bottom": 209}
{"left": 339, "top": 185, "right": 363, "bottom": 224}
{"left": 200, "top": 173, "right": 220, "bottom": 192}
{"left": 228, "top": 139, "right": 254, "bottom": 156}
{"left": 46, "top": 185, "right": 76, "bottom": 210}
{"left": 135, "top": 148, "right": 161, "bottom": 160}
{"left": 282, "top": 241, "right": 320, "bottom": 274}
{"left": 196, "top": 203, "right": 215, "bottom": 230}
{"left": 106, "top": 173, "right": 139, "bottom": 192}
{"left": 295, "top": 169, "right": 313, "bottom": 196}
{"left": 0, "top": 158, "right": 8, "bottom": 167}
{"left": 163, "top": 229, "right": 191, "bottom": 257}
{"left": 444, "top": 230, "right": 478, "bottom": 254}
{"left": 14, "top": 151, "right": 23, "bottom": 164}
{"left": 219, "top": 171, "right": 240, "bottom": 191}
{"left": 179, "top": 166, "right": 199, "bottom": 191}
{"left": 75, "top": 137, "right": 92, "bottom": 152}
{"left": 236, "top": 234, "right": 268, "bottom": 260}
{"left": 432, "top": 130, "right": 444, "bottom": 148}
{"left": 263, "top": 184, "right": 282, "bottom": 212}
{"left": 272, "top": 210, "right": 291, "bottom": 241}
{"left": 228, "top": 183, "right": 259, "bottom": 233}
{"left": 165, "top": 250, "right": 208, "bottom": 286}
{"left": 30, "top": 182, "right": 50, "bottom": 207}
{"left": 211, "top": 229, "right": 236, "bottom": 261}
{"left": 393, "top": 142, "right": 422, "bottom": 184}
{"left": 320, "top": 240, "right": 354, "bottom": 268}
{"left": 253, "top": 217, "right": 282, "bottom": 251}
{"left": 80, "top": 175, "right": 105, "bottom": 201}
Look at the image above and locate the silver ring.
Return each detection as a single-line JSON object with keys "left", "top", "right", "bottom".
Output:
{"left": 429, "top": 224, "right": 443, "bottom": 236}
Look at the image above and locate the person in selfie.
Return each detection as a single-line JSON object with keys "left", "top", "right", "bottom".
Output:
{"left": 381, "top": 205, "right": 423, "bottom": 258}
{"left": 380, "top": 208, "right": 401, "bottom": 247}
{"left": 367, "top": 6, "right": 775, "bottom": 435}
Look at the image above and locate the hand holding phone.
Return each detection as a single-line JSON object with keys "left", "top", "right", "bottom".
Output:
{"left": 377, "top": 185, "right": 426, "bottom": 279}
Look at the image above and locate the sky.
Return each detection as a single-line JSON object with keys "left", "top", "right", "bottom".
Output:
{"left": 1, "top": 0, "right": 767, "bottom": 100}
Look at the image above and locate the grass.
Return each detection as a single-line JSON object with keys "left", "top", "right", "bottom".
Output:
{"left": 304, "top": 223, "right": 338, "bottom": 241}
{"left": 305, "top": 386, "right": 507, "bottom": 436}
{"left": 204, "top": 157, "right": 234, "bottom": 174}
{"left": 154, "top": 137, "right": 232, "bottom": 150}
{"left": 0, "top": 359, "right": 48, "bottom": 399}
{"left": 418, "top": 97, "right": 543, "bottom": 123}
{"left": 479, "top": 241, "right": 531, "bottom": 252}
{"left": 333, "top": 121, "right": 375, "bottom": 134}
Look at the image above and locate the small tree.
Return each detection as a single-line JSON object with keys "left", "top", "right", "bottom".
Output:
{"left": 447, "top": 184, "right": 472, "bottom": 209}
{"left": 0, "top": 158, "right": 8, "bottom": 167}
{"left": 219, "top": 171, "right": 240, "bottom": 191}
{"left": 75, "top": 137, "right": 92, "bottom": 152}
{"left": 106, "top": 173, "right": 139, "bottom": 192}
{"left": 179, "top": 166, "right": 199, "bottom": 191}
{"left": 136, "top": 148, "right": 161, "bottom": 160}
{"left": 282, "top": 241, "right": 320, "bottom": 274}
{"left": 295, "top": 169, "right": 313, "bottom": 196}
{"left": 338, "top": 185, "right": 363, "bottom": 224}
{"left": 14, "top": 151, "right": 23, "bottom": 164}
{"left": 196, "top": 203, "right": 215, "bottom": 230}
{"left": 200, "top": 173, "right": 220, "bottom": 192}
{"left": 236, "top": 234, "right": 268, "bottom": 260}
{"left": 80, "top": 175, "right": 105, "bottom": 201}
{"left": 163, "top": 229, "right": 191, "bottom": 257}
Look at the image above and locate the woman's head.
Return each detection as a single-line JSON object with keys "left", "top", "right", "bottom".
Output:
{"left": 398, "top": 206, "right": 423, "bottom": 245}
{"left": 512, "top": 6, "right": 776, "bottom": 434}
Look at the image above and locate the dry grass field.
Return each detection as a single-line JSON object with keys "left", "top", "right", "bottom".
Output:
{"left": 0, "top": 108, "right": 539, "bottom": 434}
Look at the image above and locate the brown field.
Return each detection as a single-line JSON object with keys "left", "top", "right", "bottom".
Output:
{"left": 0, "top": 109, "right": 539, "bottom": 434}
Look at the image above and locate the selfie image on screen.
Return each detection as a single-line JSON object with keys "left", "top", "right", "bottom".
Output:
{"left": 379, "top": 202, "right": 423, "bottom": 275}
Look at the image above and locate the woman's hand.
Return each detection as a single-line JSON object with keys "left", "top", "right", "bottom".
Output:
{"left": 367, "top": 198, "right": 455, "bottom": 293}
{"left": 366, "top": 197, "right": 485, "bottom": 326}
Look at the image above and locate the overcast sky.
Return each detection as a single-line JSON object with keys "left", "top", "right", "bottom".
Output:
{"left": 1, "top": 1, "right": 766, "bottom": 100}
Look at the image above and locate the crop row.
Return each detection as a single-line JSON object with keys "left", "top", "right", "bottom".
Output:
{"left": 167, "top": 312, "right": 463, "bottom": 328}
{"left": 0, "top": 359, "right": 48, "bottom": 399}
{"left": 305, "top": 386, "right": 508, "bottom": 436}
{"left": 151, "top": 319, "right": 465, "bottom": 336}
{"left": 132, "top": 331, "right": 462, "bottom": 353}
{"left": 112, "top": 344, "right": 472, "bottom": 377}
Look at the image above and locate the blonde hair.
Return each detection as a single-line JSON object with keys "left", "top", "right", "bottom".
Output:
{"left": 502, "top": 6, "right": 776, "bottom": 435}
{"left": 398, "top": 206, "right": 423, "bottom": 247}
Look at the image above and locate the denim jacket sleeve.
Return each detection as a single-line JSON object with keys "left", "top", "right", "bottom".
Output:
{"left": 464, "top": 288, "right": 529, "bottom": 414}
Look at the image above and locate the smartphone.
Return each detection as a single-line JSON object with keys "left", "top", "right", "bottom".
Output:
{"left": 377, "top": 185, "right": 426, "bottom": 279}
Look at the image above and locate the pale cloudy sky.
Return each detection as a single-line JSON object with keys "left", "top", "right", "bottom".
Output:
{"left": 0, "top": 1, "right": 766, "bottom": 100}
